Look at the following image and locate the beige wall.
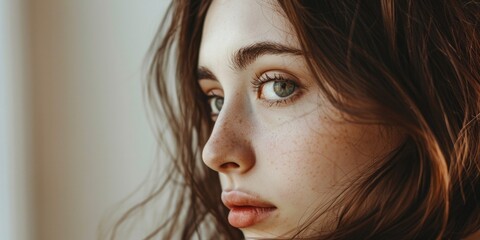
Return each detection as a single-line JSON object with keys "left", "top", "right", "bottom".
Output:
{"left": 2, "top": 1, "right": 169, "bottom": 240}
{"left": 1, "top": 0, "right": 32, "bottom": 239}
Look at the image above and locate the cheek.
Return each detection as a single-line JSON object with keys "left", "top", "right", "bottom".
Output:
{"left": 255, "top": 118, "right": 342, "bottom": 197}
{"left": 256, "top": 113, "right": 390, "bottom": 198}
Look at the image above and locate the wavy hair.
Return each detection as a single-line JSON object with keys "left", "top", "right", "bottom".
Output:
{"left": 111, "top": 0, "right": 480, "bottom": 239}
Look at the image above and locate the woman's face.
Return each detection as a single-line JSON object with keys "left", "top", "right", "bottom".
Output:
{"left": 198, "top": 0, "right": 401, "bottom": 238}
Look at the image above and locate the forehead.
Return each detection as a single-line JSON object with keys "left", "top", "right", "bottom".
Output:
{"left": 199, "top": 0, "right": 299, "bottom": 67}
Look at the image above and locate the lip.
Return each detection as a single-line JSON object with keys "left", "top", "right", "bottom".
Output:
{"left": 221, "top": 190, "right": 277, "bottom": 228}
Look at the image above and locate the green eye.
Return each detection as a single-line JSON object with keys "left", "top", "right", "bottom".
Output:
{"left": 208, "top": 96, "right": 223, "bottom": 114}
{"left": 273, "top": 81, "right": 296, "bottom": 98}
{"left": 261, "top": 80, "right": 297, "bottom": 100}
{"left": 214, "top": 97, "right": 223, "bottom": 111}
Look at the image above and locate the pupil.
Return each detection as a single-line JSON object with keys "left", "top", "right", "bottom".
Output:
{"left": 273, "top": 81, "right": 295, "bottom": 97}
{"left": 215, "top": 98, "right": 223, "bottom": 110}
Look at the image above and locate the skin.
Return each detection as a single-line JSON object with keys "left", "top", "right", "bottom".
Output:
{"left": 198, "top": 0, "right": 403, "bottom": 238}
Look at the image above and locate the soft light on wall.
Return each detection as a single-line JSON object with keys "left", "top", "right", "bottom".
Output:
{"left": 1, "top": 0, "right": 170, "bottom": 239}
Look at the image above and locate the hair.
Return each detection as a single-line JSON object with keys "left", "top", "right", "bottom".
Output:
{"left": 110, "top": 0, "right": 480, "bottom": 239}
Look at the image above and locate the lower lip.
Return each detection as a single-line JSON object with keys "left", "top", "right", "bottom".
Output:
{"left": 227, "top": 206, "right": 276, "bottom": 228}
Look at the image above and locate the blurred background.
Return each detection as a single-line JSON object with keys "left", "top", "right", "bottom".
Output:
{"left": 1, "top": 0, "right": 170, "bottom": 239}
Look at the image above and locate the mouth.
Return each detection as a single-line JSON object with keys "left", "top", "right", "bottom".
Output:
{"left": 221, "top": 190, "right": 277, "bottom": 228}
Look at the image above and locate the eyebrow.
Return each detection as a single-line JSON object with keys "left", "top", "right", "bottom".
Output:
{"left": 197, "top": 66, "right": 217, "bottom": 81}
{"left": 197, "top": 41, "right": 303, "bottom": 80}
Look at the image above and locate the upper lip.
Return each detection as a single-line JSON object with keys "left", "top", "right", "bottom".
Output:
{"left": 221, "top": 190, "right": 276, "bottom": 209}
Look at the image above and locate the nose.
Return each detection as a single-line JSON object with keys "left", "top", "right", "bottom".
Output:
{"left": 202, "top": 102, "right": 256, "bottom": 174}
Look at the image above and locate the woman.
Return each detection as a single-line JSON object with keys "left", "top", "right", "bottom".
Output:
{"left": 112, "top": 0, "right": 480, "bottom": 239}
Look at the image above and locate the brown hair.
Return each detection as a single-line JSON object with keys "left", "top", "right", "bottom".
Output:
{"left": 111, "top": 0, "right": 480, "bottom": 239}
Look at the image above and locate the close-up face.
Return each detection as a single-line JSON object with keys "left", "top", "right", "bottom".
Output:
{"left": 198, "top": 0, "right": 402, "bottom": 238}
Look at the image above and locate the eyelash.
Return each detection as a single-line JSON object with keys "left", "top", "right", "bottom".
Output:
{"left": 251, "top": 72, "right": 304, "bottom": 107}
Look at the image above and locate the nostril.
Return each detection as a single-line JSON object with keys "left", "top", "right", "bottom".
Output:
{"left": 220, "top": 162, "right": 240, "bottom": 169}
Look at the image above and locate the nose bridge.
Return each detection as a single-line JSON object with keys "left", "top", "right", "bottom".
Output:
{"left": 202, "top": 96, "right": 256, "bottom": 174}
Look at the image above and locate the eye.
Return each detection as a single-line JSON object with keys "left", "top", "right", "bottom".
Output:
{"left": 208, "top": 96, "right": 224, "bottom": 114}
{"left": 252, "top": 72, "right": 303, "bottom": 106}
{"left": 262, "top": 80, "right": 296, "bottom": 99}
{"left": 201, "top": 87, "right": 224, "bottom": 120}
